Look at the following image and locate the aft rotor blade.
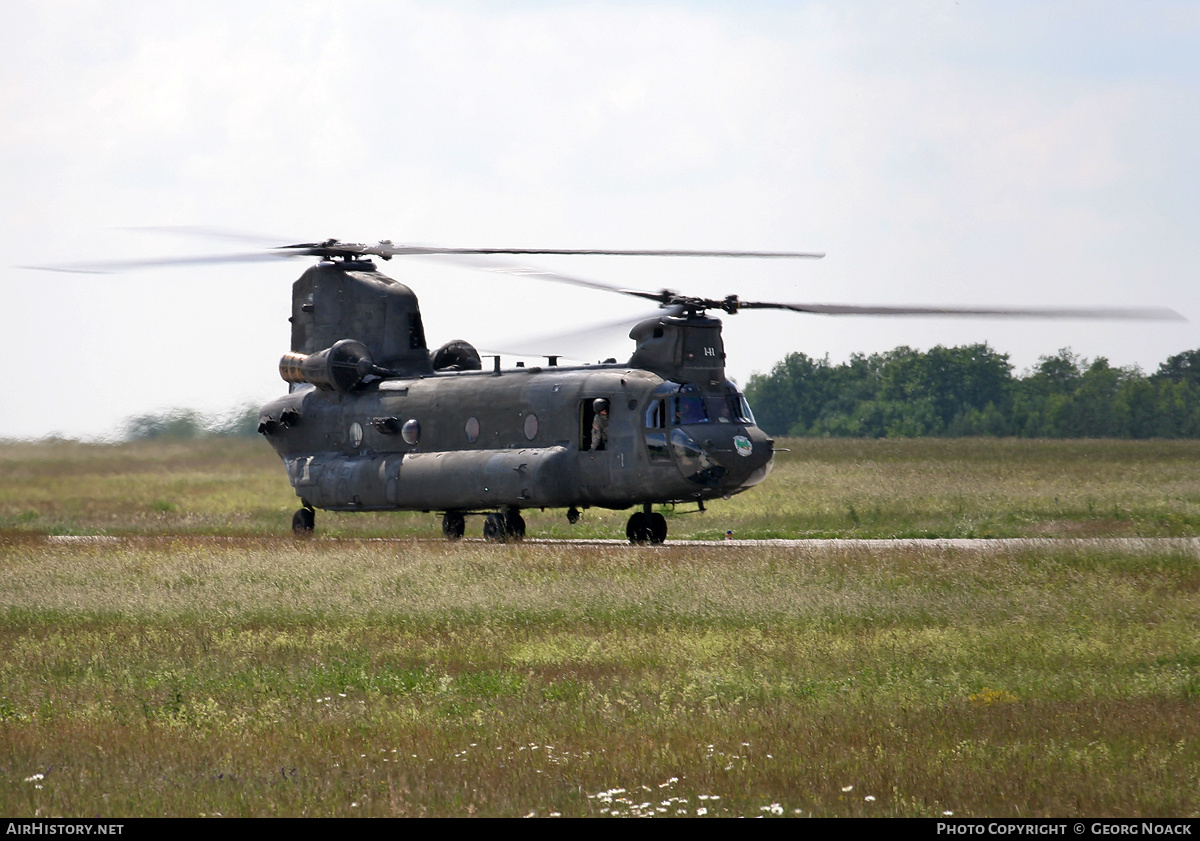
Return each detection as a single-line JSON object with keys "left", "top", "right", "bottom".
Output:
{"left": 24, "top": 240, "right": 821, "bottom": 275}
{"left": 479, "top": 305, "right": 686, "bottom": 360}
{"left": 414, "top": 252, "right": 654, "bottom": 297}
{"left": 120, "top": 225, "right": 299, "bottom": 245}
{"left": 20, "top": 251, "right": 291, "bottom": 274}
{"left": 740, "top": 302, "right": 1187, "bottom": 321}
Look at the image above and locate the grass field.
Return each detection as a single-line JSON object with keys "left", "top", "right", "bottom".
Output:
{"left": 4, "top": 436, "right": 1200, "bottom": 539}
{"left": 1, "top": 438, "right": 1198, "bottom": 817}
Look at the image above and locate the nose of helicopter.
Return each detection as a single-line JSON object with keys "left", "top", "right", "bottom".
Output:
{"left": 698, "top": 424, "right": 775, "bottom": 491}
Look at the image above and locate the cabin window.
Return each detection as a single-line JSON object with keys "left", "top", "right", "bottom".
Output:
{"left": 401, "top": 419, "right": 420, "bottom": 445}
{"left": 580, "top": 398, "right": 610, "bottom": 451}
{"left": 523, "top": 413, "right": 539, "bottom": 441}
{"left": 465, "top": 416, "right": 480, "bottom": 443}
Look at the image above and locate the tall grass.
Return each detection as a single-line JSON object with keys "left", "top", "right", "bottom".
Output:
{"left": 2, "top": 438, "right": 1196, "bottom": 816}
{"left": 3, "top": 437, "right": 1199, "bottom": 538}
{"left": 2, "top": 536, "right": 1198, "bottom": 816}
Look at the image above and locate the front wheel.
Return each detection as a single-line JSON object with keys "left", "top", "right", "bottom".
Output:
{"left": 649, "top": 512, "right": 667, "bottom": 545}
{"left": 626, "top": 511, "right": 652, "bottom": 544}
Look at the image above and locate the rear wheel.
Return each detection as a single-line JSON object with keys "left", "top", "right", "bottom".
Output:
{"left": 504, "top": 510, "right": 526, "bottom": 540}
{"left": 442, "top": 512, "right": 466, "bottom": 540}
{"left": 292, "top": 508, "right": 314, "bottom": 535}
{"left": 483, "top": 512, "right": 506, "bottom": 542}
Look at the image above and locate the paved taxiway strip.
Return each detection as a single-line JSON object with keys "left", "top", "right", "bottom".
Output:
{"left": 41, "top": 535, "right": 1200, "bottom": 552}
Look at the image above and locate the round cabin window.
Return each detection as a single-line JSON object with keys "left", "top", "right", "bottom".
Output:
{"left": 523, "top": 413, "right": 539, "bottom": 441}
{"left": 349, "top": 422, "right": 363, "bottom": 448}
{"left": 401, "top": 419, "right": 420, "bottom": 445}
{"left": 465, "top": 416, "right": 480, "bottom": 443}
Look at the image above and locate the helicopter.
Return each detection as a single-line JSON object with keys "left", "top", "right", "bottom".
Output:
{"left": 246, "top": 238, "right": 1184, "bottom": 543}
{"left": 31, "top": 236, "right": 1185, "bottom": 543}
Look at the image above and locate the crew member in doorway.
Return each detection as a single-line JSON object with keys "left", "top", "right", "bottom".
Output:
{"left": 592, "top": 398, "right": 610, "bottom": 451}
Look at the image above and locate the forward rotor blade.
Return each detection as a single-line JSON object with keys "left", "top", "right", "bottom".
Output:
{"left": 399, "top": 246, "right": 824, "bottom": 258}
{"left": 739, "top": 302, "right": 1187, "bottom": 321}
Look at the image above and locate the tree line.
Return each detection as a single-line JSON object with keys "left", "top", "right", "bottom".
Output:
{"left": 743, "top": 346, "right": 1200, "bottom": 438}
{"left": 123, "top": 405, "right": 261, "bottom": 440}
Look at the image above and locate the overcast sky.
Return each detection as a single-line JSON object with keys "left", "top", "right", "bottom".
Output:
{"left": 2, "top": 0, "right": 1198, "bottom": 439}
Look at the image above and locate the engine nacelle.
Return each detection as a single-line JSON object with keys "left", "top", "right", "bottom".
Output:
{"left": 430, "top": 339, "right": 483, "bottom": 372}
{"left": 279, "top": 339, "right": 381, "bottom": 392}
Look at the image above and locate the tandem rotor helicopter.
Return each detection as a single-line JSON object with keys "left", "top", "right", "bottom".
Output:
{"left": 34, "top": 236, "right": 1184, "bottom": 543}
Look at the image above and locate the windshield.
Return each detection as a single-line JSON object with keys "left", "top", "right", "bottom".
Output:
{"left": 654, "top": 381, "right": 754, "bottom": 425}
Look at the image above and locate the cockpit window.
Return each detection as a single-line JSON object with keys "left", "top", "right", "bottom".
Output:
{"left": 704, "top": 395, "right": 736, "bottom": 423}
{"left": 674, "top": 393, "right": 708, "bottom": 425}
{"left": 653, "top": 380, "right": 753, "bottom": 425}
{"left": 737, "top": 390, "right": 756, "bottom": 425}
{"left": 645, "top": 399, "right": 666, "bottom": 429}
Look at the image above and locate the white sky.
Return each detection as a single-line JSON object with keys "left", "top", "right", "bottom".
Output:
{"left": 2, "top": 0, "right": 1197, "bottom": 439}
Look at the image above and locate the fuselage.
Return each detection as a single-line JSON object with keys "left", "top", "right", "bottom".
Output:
{"left": 259, "top": 362, "right": 774, "bottom": 514}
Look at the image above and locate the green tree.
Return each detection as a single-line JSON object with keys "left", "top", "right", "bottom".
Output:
{"left": 124, "top": 409, "right": 208, "bottom": 440}
{"left": 1153, "top": 349, "right": 1200, "bottom": 387}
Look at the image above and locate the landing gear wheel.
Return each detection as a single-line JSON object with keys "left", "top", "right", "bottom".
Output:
{"left": 442, "top": 512, "right": 466, "bottom": 540}
{"left": 504, "top": 511, "right": 526, "bottom": 540}
{"left": 483, "top": 512, "right": 506, "bottom": 542}
{"left": 649, "top": 512, "right": 667, "bottom": 545}
{"left": 292, "top": 507, "right": 314, "bottom": 535}
{"left": 626, "top": 511, "right": 652, "bottom": 544}
{"left": 567, "top": 506, "right": 581, "bottom": 525}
